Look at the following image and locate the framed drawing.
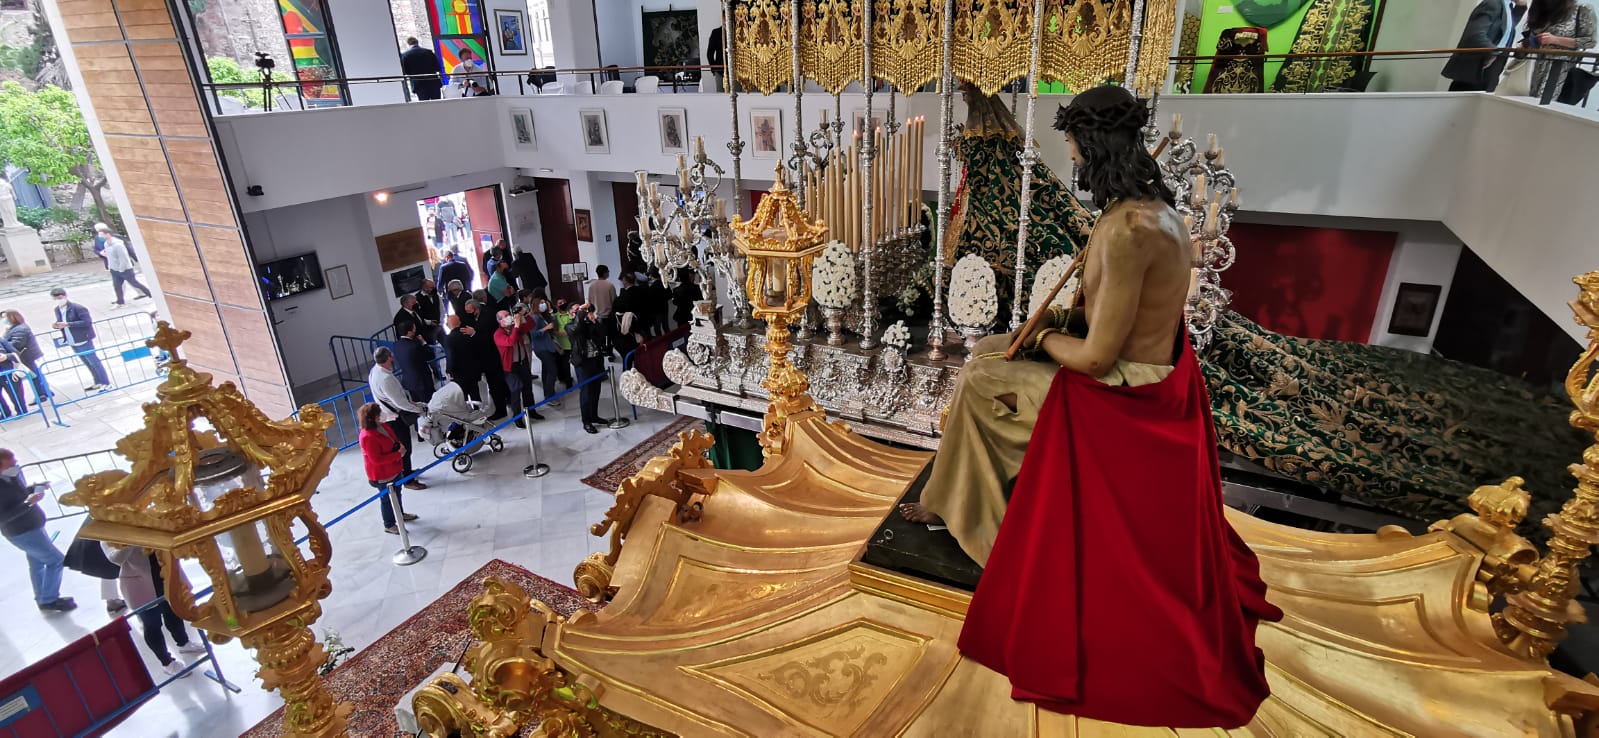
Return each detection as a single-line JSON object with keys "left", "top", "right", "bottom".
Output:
{"left": 851, "top": 108, "right": 885, "bottom": 137}
{"left": 494, "top": 9, "right": 527, "bottom": 56}
{"left": 509, "top": 107, "right": 536, "bottom": 149}
{"left": 1387, "top": 282, "right": 1442, "bottom": 337}
{"left": 324, "top": 264, "right": 353, "bottom": 300}
{"left": 562, "top": 262, "right": 589, "bottom": 282}
{"left": 658, "top": 107, "right": 687, "bottom": 154}
{"left": 575, "top": 209, "right": 593, "bottom": 242}
{"left": 750, "top": 109, "right": 781, "bottom": 159}
{"left": 579, "top": 109, "right": 609, "bottom": 154}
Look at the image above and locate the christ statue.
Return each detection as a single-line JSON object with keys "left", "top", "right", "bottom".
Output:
{"left": 900, "top": 85, "right": 1279, "bottom": 729}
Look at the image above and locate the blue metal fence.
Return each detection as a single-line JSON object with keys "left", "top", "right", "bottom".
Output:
{"left": 0, "top": 369, "right": 47, "bottom": 428}
{"left": 294, "top": 384, "right": 373, "bottom": 452}
{"left": 38, "top": 336, "right": 167, "bottom": 426}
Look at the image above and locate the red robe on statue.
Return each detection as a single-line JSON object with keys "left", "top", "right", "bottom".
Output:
{"left": 958, "top": 338, "right": 1282, "bottom": 728}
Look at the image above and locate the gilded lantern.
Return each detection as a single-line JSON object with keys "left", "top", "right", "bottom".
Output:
{"left": 730, "top": 171, "right": 828, "bottom": 322}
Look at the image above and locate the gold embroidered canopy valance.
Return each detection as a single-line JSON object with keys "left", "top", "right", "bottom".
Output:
{"left": 732, "top": 0, "right": 1176, "bottom": 96}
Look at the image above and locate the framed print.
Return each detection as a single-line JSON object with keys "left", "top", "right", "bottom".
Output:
{"left": 509, "top": 107, "right": 537, "bottom": 149}
{"left": 494, "top": 9, "right": 527, "bottom": 56}
{"left": 658, "top": 107, "right": 687, "bottom": 154}
{"left": 1387, "top": 282, "right": 1442, "bottom": 337}
{"left": 851, "top": 108, "right": 884, "bottom": 137}
{"left": 562, "top": 262, "right": 589, "bottom": 282}
{"left": 750, "top": 108, "right": 781, "bottom": 160}
{"left": 575, "top": 209, "right": 593, "bottom": 242}
{"left": 580, "top": 108, "right": 609, "bottom": 154}
{"left": 324, "top": 264, "right": 353, "bottom": 300}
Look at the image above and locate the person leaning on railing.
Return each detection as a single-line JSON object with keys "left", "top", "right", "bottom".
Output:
{"left": 1527, "top": 0, "right": 1597, "bottom": 98}
{"left": 1444, "top": 0, "right": 1530, "bottom": 92}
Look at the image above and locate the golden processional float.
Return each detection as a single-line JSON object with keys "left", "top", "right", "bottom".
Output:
{"left": 399, "top": 2, "right": 1599, "bottom": 734}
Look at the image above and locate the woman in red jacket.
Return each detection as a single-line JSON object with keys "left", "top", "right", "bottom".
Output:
{"left": 359, "top": 402, "right": 417, "bottom": 534}
{"left": 492, "top": 308, "right": 544, "bottom": 425}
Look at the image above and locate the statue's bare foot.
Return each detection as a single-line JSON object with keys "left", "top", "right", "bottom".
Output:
{"left": 898, "top": 503, "right": 944, "bottom": 525}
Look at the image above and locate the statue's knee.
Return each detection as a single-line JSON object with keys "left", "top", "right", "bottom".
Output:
{"left": 972, "top": 334, "right": 1011, "bottom": 355}
{"left": 995, "top": 393, "right": 1018, "bottom": 413}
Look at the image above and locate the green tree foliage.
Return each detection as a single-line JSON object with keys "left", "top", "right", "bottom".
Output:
{"left": 0, "top": 81, "right": 110, "bottom": 224}
{"left": 207, "top": 56, "right": 292, "bottom": 110}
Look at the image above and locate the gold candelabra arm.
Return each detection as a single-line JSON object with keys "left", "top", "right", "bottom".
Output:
{"left": 1492, "top": 272, "right": 1599, "bottom": 659}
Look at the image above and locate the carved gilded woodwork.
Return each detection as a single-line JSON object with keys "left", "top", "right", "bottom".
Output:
{"left": 731, "top": 0, "right": 1177, "bottom": 97}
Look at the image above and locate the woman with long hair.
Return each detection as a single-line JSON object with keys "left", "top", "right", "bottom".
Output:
{"left": 1527, "top": 0, "right": 1596, "bottom": 99}
{"left": 2, "top": 310, "right": 46, "bottom": 405}
{"left": 358, "top": 402, "right": 417, "bottom": 534}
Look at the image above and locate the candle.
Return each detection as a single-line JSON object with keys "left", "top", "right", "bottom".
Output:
{"left": 229, "top": 524, "right": 272, "bottom": 578}
{"left": 1171, "top": 113, "right": 1182, "bottom": 136}
{"left": 1183, "top": 214, "right": 1194, "bottom": 233}
{"left": 1216, "top": 148, "right": 1225, "bottom": 167}
{"left": 1208, "top": 133, "right": 1218, "bottom": 154}
{"left": 695, "top": 136, "right": 705, "bottom": 159}
{"left": 1194, "top": 174, "right": 1206, "bottom": 197}
{"left": 1205, "top": 201, "right": 1221, "bottom": 235}
{"left": 635, "top": 170, "right": 647, "bottom": 190}
{"left": 1228, "top": 187, "right": 1239, "bottom": 207}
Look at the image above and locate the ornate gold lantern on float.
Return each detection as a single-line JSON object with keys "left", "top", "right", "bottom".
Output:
{"left": 61, "top": 323, "right": 351, "bottom": 737}
{"left": 730, "top": 165, "right": 829, "bottom": 455}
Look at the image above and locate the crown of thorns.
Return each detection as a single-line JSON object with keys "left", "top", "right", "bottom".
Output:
{"left": 1054, "top": 89, "right": 1150, "bottom": 133}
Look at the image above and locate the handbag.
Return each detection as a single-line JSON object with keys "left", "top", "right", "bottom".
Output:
{"left": 1560, "top": 66, "right": 1599, "bottom": 105}
{"left": 1496, "top": 57, "right": 1534, "bottom": 97}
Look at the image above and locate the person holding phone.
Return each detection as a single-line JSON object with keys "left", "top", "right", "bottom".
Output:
{"left": 0, "top": 448, "right": 76, "bottom": 613}
{"left": 1527, "top": 0, "right": 1596, "bottom": 99}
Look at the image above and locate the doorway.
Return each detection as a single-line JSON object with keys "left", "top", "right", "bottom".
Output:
{"left": 416, "top": 183, "right": 507, "bottom": 290}
{"left": 611, "top": 181, "right": 642, "bottom": 270}
{"left": 535, "top": 177, "right": 581, "bottom": 303}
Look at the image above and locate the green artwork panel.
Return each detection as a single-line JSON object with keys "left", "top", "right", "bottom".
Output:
{"left": 1189, "top": 0, "right": 1384, "bottom": 93}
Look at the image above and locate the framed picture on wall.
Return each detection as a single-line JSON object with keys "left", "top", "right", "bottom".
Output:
{"left": 851, "top": 108, "right": 884, "bottom": 138}
{"left": 1387, "top": 282, "right": 1443, "bottom": 337}
{"left": 750, "top": 109, "right": 781, "bottom": 160}
{"left": 324, "top": 264, "right": 353, "bottom": 300}
{"left": 494, "top": 9, "right": 527, "bottom": 56}
{"left": 509, "top": 107, "right": 537, "bottom": 149}
{"left": 658, "top": 107, "right": 687, "bottom": 154}
{"left": 575, "top": 209, "right": 593, "bottom": 242}
{"left": 579, "top": 109, "right": 609, "bottom": 154}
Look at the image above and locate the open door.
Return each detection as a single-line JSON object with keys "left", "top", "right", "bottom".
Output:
{"left": 535, "top": 177, "right": 582, "bottom": 303}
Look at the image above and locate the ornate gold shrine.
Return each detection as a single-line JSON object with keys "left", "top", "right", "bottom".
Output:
{"left": 415, "top": 221, "right": 1599, "bottom": 733}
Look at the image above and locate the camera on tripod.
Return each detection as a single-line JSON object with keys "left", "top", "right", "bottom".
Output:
{"left": 254, "top": 52, "right": 275, "bottom": 71}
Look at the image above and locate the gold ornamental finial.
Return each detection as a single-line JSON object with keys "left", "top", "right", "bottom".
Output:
{"left": 148, "top": 321, "right": 190, "bottom": 358}
{"left": 1493, "top": 271, "right": 1599, "bottom": 658}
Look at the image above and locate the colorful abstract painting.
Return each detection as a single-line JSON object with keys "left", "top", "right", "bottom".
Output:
{"left": 436, "top": 37, "right": 488, "bottom": 84}
{"left": 431, "top": 0, "right": 483, "bottom": 36}
{"left": 276, "top": 0, "right": 343, "bottom": 104}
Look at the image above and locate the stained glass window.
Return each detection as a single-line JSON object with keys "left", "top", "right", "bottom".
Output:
{"left": 277, "top": 0, "right": 346, "bottom": 106}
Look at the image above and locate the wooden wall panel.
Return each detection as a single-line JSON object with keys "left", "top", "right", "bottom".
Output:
{"left": 192, "top": 226, "right": 258, "bottom": 307}
{"left": 162, "top": 294, "right": 235, "bottom": 375}
{"left": 63, "top": 0, "right": 297, "bottom": 412}
{"left": 218, "top": 306, "right": 282, "bottom": 384}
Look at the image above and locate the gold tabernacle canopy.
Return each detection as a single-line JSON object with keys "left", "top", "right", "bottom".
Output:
{"left": 61, "top": 322, "right": 338, "bottom": 637}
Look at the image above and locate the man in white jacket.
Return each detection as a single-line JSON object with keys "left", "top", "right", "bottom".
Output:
{"left": 96, "top": 223, "right": 152, "bottom": 307}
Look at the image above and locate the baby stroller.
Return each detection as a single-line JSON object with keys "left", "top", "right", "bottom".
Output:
{"left": 420, "top": 402, "right": 503, "bottom": 473}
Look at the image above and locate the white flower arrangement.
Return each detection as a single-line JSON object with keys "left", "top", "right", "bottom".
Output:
{"left": 810, "top": 240, "right": 857, "bottom": 309}
{"left": 881, "top": 320, "right": 911, "bottom": 352}
{"left": 948, "top": 254, "right": 998, "bottom": 329}
{"left": 1028, "top": 254, "right": 1079, "bottom": 317}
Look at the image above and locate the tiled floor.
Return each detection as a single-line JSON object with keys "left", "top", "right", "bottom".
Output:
{"left": 0, "top": 393, "right": 675, "bottom": 737}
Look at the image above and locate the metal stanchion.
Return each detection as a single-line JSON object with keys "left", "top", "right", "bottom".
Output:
{"left": 606, "top": 366, "right": 631, "bottom": 429}
{"left": 388, "top": 484, "right": 427, "bottom": 566}
{"left": 197, "top": 633, "right": 242, "bottom": 693}
{"left": 523, "top": 411, "right": 550, "bottom": 477}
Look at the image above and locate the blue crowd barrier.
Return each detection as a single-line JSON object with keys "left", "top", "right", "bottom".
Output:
{"left": 38, "top": 336, "right": 168, "bottom": 427}
{"left": 0, "top": 368, "right": 47, "bottom": 429}
{"left": 293, "top": 384, "right": 374, "bottom": 452}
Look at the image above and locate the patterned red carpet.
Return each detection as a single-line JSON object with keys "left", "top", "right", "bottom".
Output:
{"left": 242, "top": 559, "right": 594, "bottom": 737}
{"left": 580, "top": 417, "right": 701, "bottom": 494}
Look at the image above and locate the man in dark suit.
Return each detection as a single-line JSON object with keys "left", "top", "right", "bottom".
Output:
{"left": 1443, "top": 0, "right": 1529, "bottom": 92}
{"left": 400, "top": 37, "right": 443, "bottom": 101}
{"left": 443, "top": 315, "right": 482, "bottom": 403}
{"left": 392, "top": 320, "right": 439, "bottom": 404}
{"left": 466, "top": 299, "right": 511, "bottom": 420}
{"left": 415, "top": 278, "right": 442, "bottom": 342}
{"left": 512, "top": 251, "right": 548, "bottom": 294}
{"left": 438, "top": 247, "right": 475, "bottom": 299}
{"left": 393, "top": 293, "right": 430, "bottom": 342}
{"left": 49, "top": 287, "right": 111, "bottom": 391}
{"left": 444, "top": 278, "right": 470, "bottom": 318}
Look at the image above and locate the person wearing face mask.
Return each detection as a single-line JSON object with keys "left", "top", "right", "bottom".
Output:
{"left": 493, "top": 309, "right": 544, "bottom": 426}
{"left": 569, "top": 303, "right": 613, "bottom": 434}
{"left": 0, "top": 448, "right": 77, "bottom": 613}
{"left": 368, "top": 346, "right": 429, "bottom": 492}
{"left": 2, "top": 310, "right": 47, "bottom": 402}
{"left": 50, "top": 287, "right": 112, "bottom": 392}
{"left": 528, "top": 297, "right": 564, "bottom": 408}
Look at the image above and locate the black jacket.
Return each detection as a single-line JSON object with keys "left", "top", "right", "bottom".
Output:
{"left": 392, "top": 336, "right": 438, "bottom": 403}
{"left": 445, "top": 289, "right": 470, "bottom": 318}
{"left": 444, "top": 328, "right": 480, "bottom": 381}
{"left": 4, "top": 323, "right": 41, "bottom": 365}
{"left": 513, "top": 252, "right": 548, "bottom": 292}
{"left": 0, "top": 472, "right": 43, "bottom": 537}
{"left": 400, "top": 45, "right": 442, "bottom": 90}
{"left": 438, "top": 259, "right": 475, "bottom": 295}
{"left": 393, "top": 307, "right": 427, "bottom": 336}
{"left": 672, "top": 283, "right": 703, "bottom": 326}
{"left": 415, "top": 289, "right": 442, "bottom": 325}
{"left": 1443, "top": 0, "right": 1524, "bottom": 89}
{"left": 570, "top": 315, "right": 609, "bottom": 361}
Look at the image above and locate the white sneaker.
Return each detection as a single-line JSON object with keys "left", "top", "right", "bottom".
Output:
{"left": 162, "top": 660, "right": 190, "bottom": 678}
{"left": 176, "top": 641, "right": 206, "bottom": 655}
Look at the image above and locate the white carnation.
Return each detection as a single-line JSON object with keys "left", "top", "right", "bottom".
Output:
{"left": 810, "top": 240, "right": 858, "bottom": 309}
{"left": 948, "top": 254, "right": 998, "bottom": 329}
{"left": 882, "top": 320, "right": 911, "bottom": 352}
{"left": 1028, "top": 254, "right": 1079, "bottom": 317}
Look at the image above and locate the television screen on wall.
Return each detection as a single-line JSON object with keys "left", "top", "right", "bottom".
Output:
{"left": 390, "top": 265, "right": 426, "bottom": 296}
{"left": 257, "top": 252, "right": 325, "bottom": 301}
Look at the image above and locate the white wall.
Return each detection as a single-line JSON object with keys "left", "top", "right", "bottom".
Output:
{"left": 549, "top": 0, "right": 600, "bottom": 85}
{"left": 327, "top": 0, "right": 407, "bottom": 105}
{"left": 1367, "top": 224, "right": 1463, "bottom": 353}
{"left": 244, "top": 196, "right": 391, "bottom": 388}
{"left": 1369, "top": 0, "right": 1475, "bottom": 94}
{"left": 483, "top": 0, "right": 534, "bottom": 76}
{"left": 214, "top": 91, "right": 1599, "bottom": 342}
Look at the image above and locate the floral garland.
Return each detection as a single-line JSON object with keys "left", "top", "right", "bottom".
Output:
{"left": 949, "top": 254, "right": 998, "bottom": 329}
{"left": 811, "top": 240, "right": 858, "bottom": 309}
